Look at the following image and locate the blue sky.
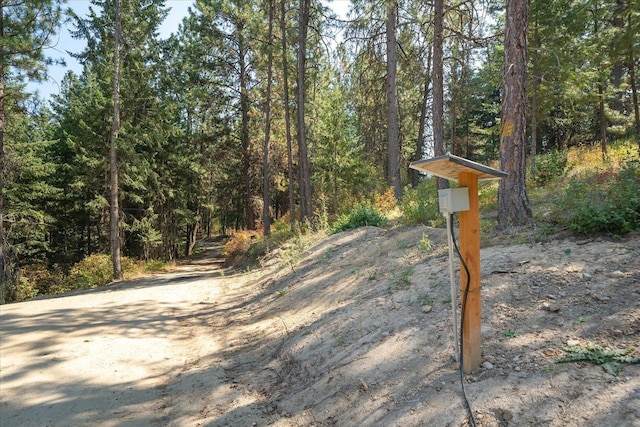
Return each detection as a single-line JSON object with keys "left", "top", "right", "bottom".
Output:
{"left": 30, "top": 0, "right": 196, "bottom": 100}
{"left": 31, "top": 0, "right": 351, "bottom": 101}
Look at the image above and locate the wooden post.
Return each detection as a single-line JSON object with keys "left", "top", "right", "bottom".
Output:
{"left": 457, "top": 172, "right": 481, "bottom": 373}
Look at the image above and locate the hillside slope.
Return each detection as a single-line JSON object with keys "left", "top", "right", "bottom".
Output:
{"left": 201, "top": 225, "right": 639, "bottom": 426}
{"left": 1, "top": 225, "right": 638, "bottom": 426}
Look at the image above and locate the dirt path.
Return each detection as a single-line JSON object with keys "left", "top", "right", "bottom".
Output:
{"left": 0, "top": 243, "right": 236, "bottom": 426}
{"left": 1, "top": 228, "right": 639, "bottom": 426}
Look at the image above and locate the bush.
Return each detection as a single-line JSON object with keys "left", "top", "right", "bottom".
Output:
{"left": 66, "top": 254, "right": 114, "bottom": 290}
{"left": 401, "top": 179, "right": 444, "bottom": 227}
{"left": 557, "top": 159, "right": 640, "bottom": 235}
{"left": 144, "top": 259, "right": 167, "bottom": 272}
{"left": 374, "top": 187, "right": 398, "bottom": 212}
{"left": 331, "top": 204, "right": 386, "bottom": 234}
{"left": 62, "top": 254, "right": 144, "bottom": 293}
{"left": 223, "top": 230, "right": 260, "bottom": 264}
{"left": 10, "top": 277, "right": 39, "bottom": 302}
{"left": 532, "top": 150, "right": 568, "bottom": 186}
{"left": 272, "top": 215, "right": 293, "bottom": 235}
{"left": 20, "top": 264, "right": 66, "bottom": 297}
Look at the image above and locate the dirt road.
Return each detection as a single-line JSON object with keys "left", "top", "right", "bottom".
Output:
{"left": 0, "top": 245, "right": 234, "bottom": 426}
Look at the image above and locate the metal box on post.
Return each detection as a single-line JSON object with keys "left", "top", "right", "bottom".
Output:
{"left": 409, "top": 153, "right": 507, "bottom": 373}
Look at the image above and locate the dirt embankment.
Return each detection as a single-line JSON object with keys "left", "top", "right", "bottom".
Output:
{"left": 1, "top": 226, "right": 639, "bottom": 426}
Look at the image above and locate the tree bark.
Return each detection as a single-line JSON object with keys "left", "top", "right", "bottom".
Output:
{"left": 628, "top": 0, "right": 640, "bottom": 146}
{"left": 433, "top": 0, "right": 448, "bottom": 190}
{"left": 239, "top": 21, "right": 254, "bottom": 230}
{"left": 110, "top": 0, "right": 122, "bottom": 280}
{"left": 598, "top": 83, "right": 608, "bottom": 159}
{"left": 386, "top": 0, "right": 402, "bottom": 201}
{"left": 280, "top": 0, "right": 295, "bottom": 231}
{"left": 498, "top": 0, "right": 532, "bottom": 228}
{"left": 0, "top": 3, "right": 6, "bottom": 302}
{"left": 262, "top": 0, "right": 274, "bottom": 236}
{"left": 593, "top": 2, "right": 608, "bottom": 159}
{"left": 530, "top": 20, "right": 540, "bottom": 177}
{"left": 297, "top": 0, "right": 313, "bottom": 225}
{"left": 414, "top": 73, "right": 431, "bottom": 187}
{"left": 631, "top": 52, "right": 640, "bottom": 147}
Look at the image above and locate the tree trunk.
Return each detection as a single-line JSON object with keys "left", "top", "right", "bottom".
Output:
{"left": 280, "top": 0, "right": 295, "bottom": 231}
{"left": 498, "top": 0, "right": 532, "bottom": 228}
{"left": 628, "top": 0, "right": 640, "bottom": 146}
{"left": 631, "top": 54, "right": 640, "bottom": 146}
{"left": 598, "top": 83, "right": 608, "bottom": 159}
{"left": 413, "top": 73, "right": 431, "bottom": 187}
{"left": 110, "top": 0, "right": 123, "bottom": 280}
{"left": 297, "top": 0, "right": 313, "bottom": 225}
{"left": 239, "top": 23, "right": 254, "bottom": 230}
{"left": 0, "top": 3, "right": 7, "bottom": 302}
{"left": 386, "top": 0, "right": 401, "bottom": 201}
{"left": 262, "top": 0, "right": 274, "bottom": 236}
{"left": 610, "top": 0, "right": 625, "bottom": 114}
{"left": 432, "top": 0, "right": 448, "bottom": 190}
{"left": 185, "top": 210, "right": 199, "bottom": 257}
{"left": 450, "top": 39, "right": 458, "bottom": 155}
{"left": 593, "top": 2, "right": 608, "bottom": 159}
{"left": 530, "top": 20, "right": 540, "bottom": 177}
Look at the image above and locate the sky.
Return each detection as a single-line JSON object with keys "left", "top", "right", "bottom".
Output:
{"left": 31, "top": 0, "right": 352, "bottom": 101}
{"left": 29, "top": 0, "right": 194, "bottom": 100}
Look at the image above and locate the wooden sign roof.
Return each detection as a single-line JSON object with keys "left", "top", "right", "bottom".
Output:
{"left": 409, "top": 153, "right": 508, "bottom": 182}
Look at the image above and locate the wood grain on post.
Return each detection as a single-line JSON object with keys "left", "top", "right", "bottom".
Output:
{"left": 457, "top": 172, "right": 481, "bottom": 373}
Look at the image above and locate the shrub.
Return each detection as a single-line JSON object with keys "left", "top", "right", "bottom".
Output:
{"left": 145, "top": 259, "right": 167, "bottom": 272}
{"left": 272, "top": 215, "right": 293, "bottom": 234}
{"left": 478, "top": 181, "right": 499, "bottom": 212}
{"left": 401, "top": 179, "right": 444, "bottom": 227}
{"left": 374, "top": 187, "right": 398, "bottom": 212}
{"left": 8, "top": 277, "right": 39, "bottom": 302}
{"left": 63, "top": 254, "right": 145, "bottom": 292}
{"left": 331, "top": 203, "right": 386, "bottom": 234}
{"left": 223, "top": 230, "right": 260, "bottom": 264}
{"left": 532, "top": 150, "right": 568, "bottom": 186}
{"left": 557, "top": 159, "right": 640, "bottom": 235}
{"left": 66, "top": 254, "right": 114, "bottom": 290}
{"left": 20, "top": 264, "right": 62, "bottom": 296}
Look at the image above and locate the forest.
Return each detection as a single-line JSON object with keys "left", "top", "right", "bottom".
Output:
{"left": 1, "top": 0, "right": 639, "bottom": 303}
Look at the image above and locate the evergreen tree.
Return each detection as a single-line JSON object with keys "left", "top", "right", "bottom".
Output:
{"left": 386, "top": 0, "right": 401, "bottom": 201}
{"left": 1, "top": 0, "right": 63, "bottom": 302}
{"left": 66, "top": 0, "right": 173, "bottom": 260}
{"left": 498, "top": 0, "right": 532, "bottom": 227}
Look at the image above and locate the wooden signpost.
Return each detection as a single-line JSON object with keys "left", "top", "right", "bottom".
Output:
{"left": 410, "top": 154, "right": 507, "bottom": 373}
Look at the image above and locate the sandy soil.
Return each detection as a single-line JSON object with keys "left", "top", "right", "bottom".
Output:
{"left": 1, "top": 225, "right": 639, "bottom": 426}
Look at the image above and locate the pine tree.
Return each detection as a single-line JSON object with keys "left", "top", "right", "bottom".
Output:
{"left": 1, "top": 0, "right": 62, "bottom": 302}
{"left": 498, "top": 0, "right": 532, "bottom": 228}
{"left": 386, "top": 0, "right": 401, "bottom": 201}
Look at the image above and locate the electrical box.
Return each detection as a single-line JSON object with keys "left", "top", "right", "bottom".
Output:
{"left": 438, "top": 188, "right": 469, "bottom": 213}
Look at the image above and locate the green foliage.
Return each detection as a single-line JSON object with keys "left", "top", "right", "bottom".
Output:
{"left": 330, "top": 204, "right": 386, "bottom": 234}
{"left": 532, "top": 151, "right": 568, "bottom": 186}
{"left": 418, "top": 233, "right": 434, "bottom": 254}
{"left": 144, "top": 259, "right": 167, "bottom": 272}
{"left": 555, "top": 159, "right": 640, "bottom": 235}
{"left": 1, "top": 0, "right": 63, "bottom": 82}
{"left": 398, "top": 265, "right": 415, "bottom": 287}
{"left": 556, "top": 343, "right": 640, "bottom": 376}
{"left": 7, "top": 277, "right": 39, "bottom": 302}
{"left": 503, "top": 329, "right": 518, "bottom": 338}
{"left": 223, "top": 231, "right": 260, "bottom": 264}
{"left": 64, "top": 254, "right": 142, "bottom": 291}
{"left": 401, "top": 180, "right": 444, "bottom": 227}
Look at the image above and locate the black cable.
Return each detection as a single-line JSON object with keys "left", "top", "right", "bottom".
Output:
{"left": 450, "top": 215, "right": 478, "bottom": 427}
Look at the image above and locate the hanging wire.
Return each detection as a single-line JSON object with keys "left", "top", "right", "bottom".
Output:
{"left": 449, "top": 214, "right": 478, "bottom": 427}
